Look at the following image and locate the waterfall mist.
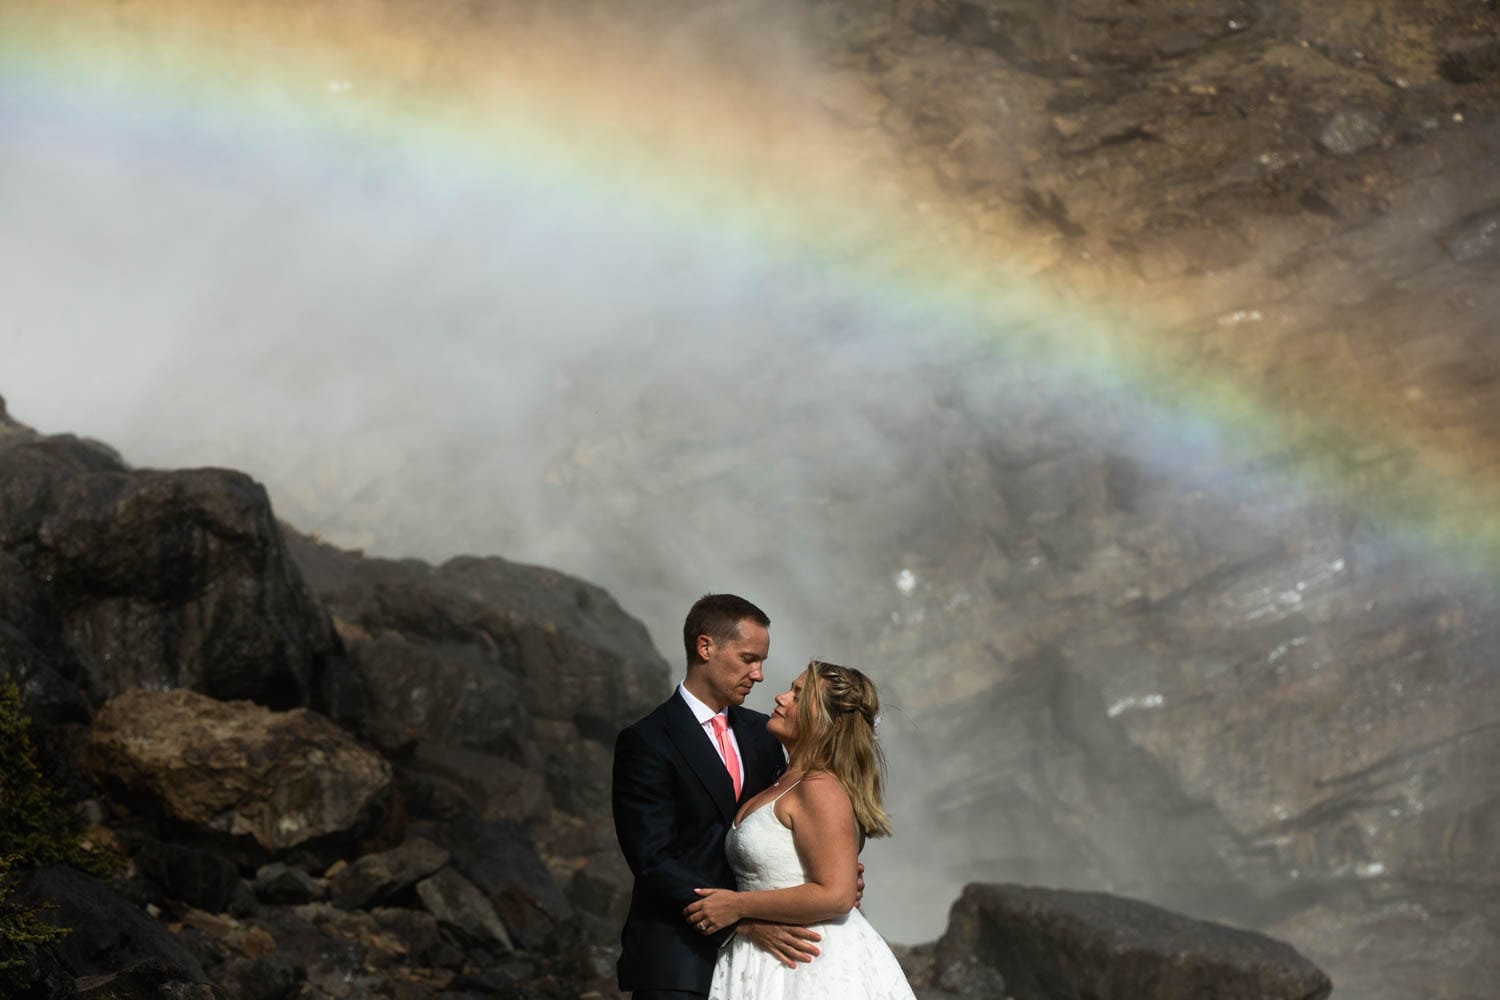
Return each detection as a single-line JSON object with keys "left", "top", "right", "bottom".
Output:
{"left": 6, "top": 5, "right": 1497, "bottom": 993}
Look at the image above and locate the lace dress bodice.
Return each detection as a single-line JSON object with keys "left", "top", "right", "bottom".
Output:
{"left": 709, "top": 780, "right": 916, "bottom": 1000}
{"left": 726, "top": 785, "right": 807, "bottom": 892}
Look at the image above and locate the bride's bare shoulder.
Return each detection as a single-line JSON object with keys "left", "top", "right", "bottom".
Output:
{"left": 790, "top": 770, "right": 853, "bottom": 806}
{"left": 797, "top": 769, "right": 840, "bottom": 787}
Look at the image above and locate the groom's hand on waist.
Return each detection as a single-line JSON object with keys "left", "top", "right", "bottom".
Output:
{"left": 736, "top": 919, "right": 822, "bottom": 968}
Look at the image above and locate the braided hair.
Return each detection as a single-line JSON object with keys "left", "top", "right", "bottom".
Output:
{"left": 788, "top": 660, "right": 893, "bottom": 839}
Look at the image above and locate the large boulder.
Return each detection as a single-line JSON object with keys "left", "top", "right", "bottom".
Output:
{"left": 15, "top": 865, "right": 210, "bottom": 982}
{"left": 423, "top": 816, "right": 573, "bottom": 952}
{"left": 928, "top": 883, "right": 1332, "bottom": 1000}
{"left": 415, "top": 867, "right": 514, "bottom": 952}
{"left": 0, "top": 619, "right": 91, "bottom": 727}
{"left": 251, "top": 863, "right": 324, "bottom": 906}
{"left": 74, "top": 960, "right": 222, "bottom": 1000}
{"left": 84, "top": 689, "right": 392, "bottom": 852}
{"left": 282, "top": 529, "right": 667, "bottom": 873}
{"left": 279, "top": 530, "right": 670, "bottom": 977}
{"left": 0, "top": 427, "right": 340, "bottom": 710}
{"left": 326, "top": 838, "right": 448, "bottom": 910}
{"left": 0, "top": 547, "right": 93, "bottom": 726}
{"left": 283, "top": 529, "right": 666, "bottom": 759}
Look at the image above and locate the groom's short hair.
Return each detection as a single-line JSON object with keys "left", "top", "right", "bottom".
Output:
{"left": 683, "top": 593, "right": 770, "bottom": 666}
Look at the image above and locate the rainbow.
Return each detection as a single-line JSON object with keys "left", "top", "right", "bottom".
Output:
{"left": 4, "top": 0, "right": 1497, "bottom": 581}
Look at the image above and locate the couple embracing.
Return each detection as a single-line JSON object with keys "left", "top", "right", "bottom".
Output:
{"left": 611, "top": 594, "right": 915, "bottom": 999}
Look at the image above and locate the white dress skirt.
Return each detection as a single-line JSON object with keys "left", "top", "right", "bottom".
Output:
{"left": 708, "top": 784, "right": 916, "bottom": 1000}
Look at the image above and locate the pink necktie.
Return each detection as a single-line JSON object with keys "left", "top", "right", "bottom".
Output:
{"left": 710, "top": 714, "right": 742, "bottom": 800}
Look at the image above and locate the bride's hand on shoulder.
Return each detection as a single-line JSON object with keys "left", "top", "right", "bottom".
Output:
{"left": 684, "top": 887, "right": 744, "bottom": 935}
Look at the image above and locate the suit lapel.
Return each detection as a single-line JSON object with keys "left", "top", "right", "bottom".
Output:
{"left": 664, "top": 691, "right": 738, "bottom": 823}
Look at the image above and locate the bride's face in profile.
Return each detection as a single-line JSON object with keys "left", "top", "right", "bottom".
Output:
{"left": 767, "top": 675, "right": 811, "bottom": 746}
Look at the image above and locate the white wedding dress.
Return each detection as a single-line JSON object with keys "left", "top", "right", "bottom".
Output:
{"left": 708, "top": 782, "right": 916, "bottom": 999}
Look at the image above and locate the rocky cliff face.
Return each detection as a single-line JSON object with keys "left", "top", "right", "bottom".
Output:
{"left": 1, "top": 396, "right": 1341, "bottom": 999}
{"left": 778, "top": 6, "right": 1500, "bottom": 998}
{"left": 0, "top": 401, "right": 668, "bottom": 997}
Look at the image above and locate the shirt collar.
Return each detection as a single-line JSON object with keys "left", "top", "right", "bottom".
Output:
{"left": 678, "top": 682, "right": 726, "bottom": 727}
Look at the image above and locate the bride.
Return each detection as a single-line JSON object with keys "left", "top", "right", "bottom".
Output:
{"left": 684, "top": 660, "right": 916, "bottom": 999}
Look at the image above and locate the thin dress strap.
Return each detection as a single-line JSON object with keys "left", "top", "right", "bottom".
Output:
{"left": 733, "top": 776, "right": 804, "bottom": 829}
{"left": 768, "top": 776, "right": 802, "bottom": 803}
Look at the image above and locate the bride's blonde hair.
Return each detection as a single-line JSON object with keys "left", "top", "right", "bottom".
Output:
{"left": 788, "top": 660, "right": 893, "bottom": 839}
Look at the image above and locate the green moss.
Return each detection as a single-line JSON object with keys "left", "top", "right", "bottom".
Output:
{"left": 0, "top": 680, "right": 120, "bottom": 990}
{"left": 0, "top": 852, "right": 67, "bottom": 984}
{"left": 0, "top": 681, "right": 117, "bottom": 876}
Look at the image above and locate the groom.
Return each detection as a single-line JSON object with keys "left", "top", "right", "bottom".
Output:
{"left": 611, "top": 593, "right": 823, "bottom": 999}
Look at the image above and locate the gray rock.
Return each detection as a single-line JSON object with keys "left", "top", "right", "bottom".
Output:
{"left": 15, "top": 866, "right": 210, "bottom": 981}
{"left": 1440, "top": 205, "right": 1500, "bottom": 262}
{"left": 435, "top": 815, "right": 571, "bottom": 952}
{"left": 371, "top": 906, "right": 456, "bottom": 968}
{"left": 75, "top": 960, "right": 224, "bottom": 999}
{"left": 933, "top": 884, "right": 1332, "bottom": 1000}
{"left": 416, "top": 867, "right": 514, "bottom": 952}
{"left": 284, "top": 529, "right": 666, "bottom": 765}
{"left": 213, "top": 953, "right": 304, "bottom": 1000}
{"left": 328, "top": 837, "right": 449, "bottom": 910}
{"left": 936, "top": 954, "right": 1009, "bottom": 998}
{"left": 339, "top": 631, "right": 525, "bottom": 757}
{"left": 0, "top": 622, "right": 91, "bottom": 726}
{"left": 0, "top": 433, "right": 339, "bottom": 708}
{"left": 238, "top": 905, "right": 357, "bottom": 985}
{"left": 253, "top": 862, "right": 325, "bottom": 905}
{"left": 1318, "top": 110, "right": 1384, "bottom": 156}
{"left": 0, "top": 549, "right": 92, "bottom": 725}
{"left": 400, "top": 742, "right": 550, "bottom": 825}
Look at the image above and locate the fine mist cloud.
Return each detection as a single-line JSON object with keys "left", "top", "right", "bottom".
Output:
{"left": 6, "top": 6, "right": 1493, "bottom": 985}
{"left": 2, "top": 0, "right": 1016, "bottom": 677}
{"left": 0, "top": 5, "right": 1069, "bottom": 939}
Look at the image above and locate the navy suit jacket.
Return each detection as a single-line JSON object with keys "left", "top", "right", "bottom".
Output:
{"left": 612, "top": 690, "right": 785, "bottom": 993}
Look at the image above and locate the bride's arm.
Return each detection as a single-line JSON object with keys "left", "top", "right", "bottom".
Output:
{"left": 684, "top": 773, "right": 859, "bottom": 930}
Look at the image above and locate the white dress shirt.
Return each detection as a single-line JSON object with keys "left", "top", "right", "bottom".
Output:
{"left": 678, "top": 682, "right": 745, "bottom": 791}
